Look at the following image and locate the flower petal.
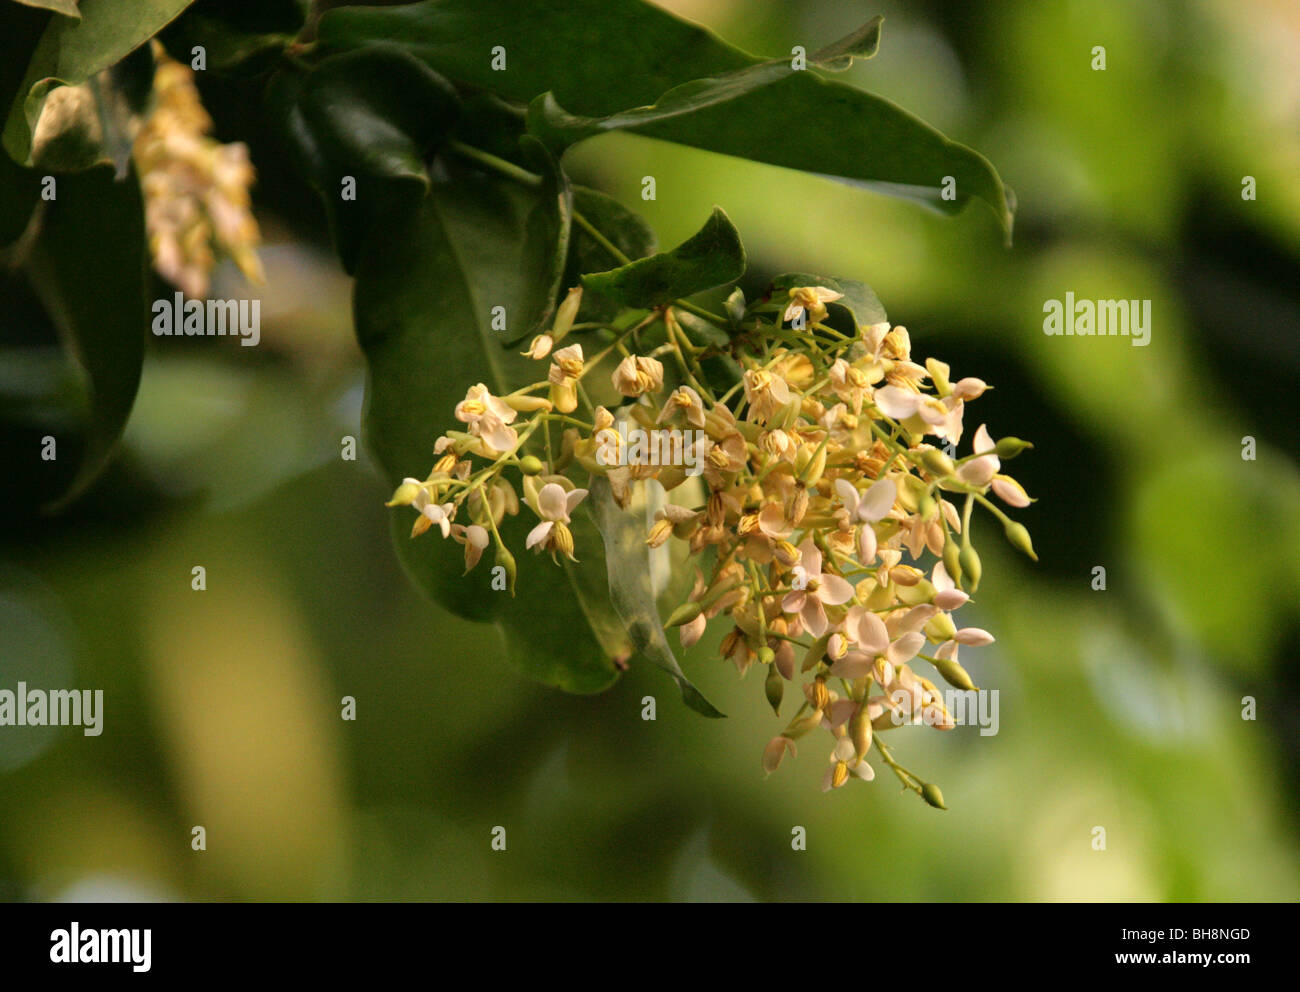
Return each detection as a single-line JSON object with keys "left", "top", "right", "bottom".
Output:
{"left": 886, "top": 631, "right": 925, "bottom": 666}
{"left": 850, "top": 609, "right": 890, "bottom": 656}
{"left": 873, "top": 385, "right": 920, "bottom": 420}
{"left": 954, "top": 627, "right": 995, "bottom": 646}
{"left": 537, "top": 483, "right": 568, "bottom": 522}
{"left": 817, "top": 573, "right": 856, "bottom": 606}
{"left": 525, "top": 520, "right": 554, "bottom": 549}
{"left": 859, "top": 478, "right": 897, "bottom": 522}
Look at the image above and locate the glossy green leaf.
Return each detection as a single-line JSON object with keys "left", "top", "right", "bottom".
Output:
{"left": 526, "top": 16, "right": 881, "bottom": 150}
{"left": 587, "top": 476, "right": 724, "bottom": 718}
{"left": 3, "top": 0, "right": 194, "bottom": 166}
{"left": 769, "top": 273, "right": 887, "bottom": 331}
{"left": 269, "top": 46, "right": 461, "bottom": 273}
{"left": 316, "top": 0, "right": 1013, "bottom": 237}
{"left": 24, "top": 163, "right": 147, "bottom": 510}
{"left": 355, "top": 163, "right": 623, "bottom": 694}
{"left": 582, "top": 207, "right": 744, "bottom": 309}
{"left": 316, "top": 0, "right": 755, "bottom": 117}
{"left": 638, "top": 77, "right": 1014, "bottom": 242}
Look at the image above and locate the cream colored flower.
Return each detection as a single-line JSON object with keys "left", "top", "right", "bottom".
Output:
{"left": 611, "top": 354, "right": 663, "bottom": 397}
{"left": 991, "top": 473, "right": 1032, "bottom": 507}
{"left": 743, "top": 368, "right": 792, "bottom": 424}
{"left": 525, "top": 482, "right": 588, "bottom": 559}
{"left": 782, "top": 539, "right": 856, "bottom": 637}
{"left": 658, "top": 385, "right": 706, "bottom": 428}
{"left": 133, "top": 43, "right": 263, "bottom": 298}
{"left": 451, "top": 523, "right": 490, "bottom": 572}
{"left": 930, "top": 562, "right": 969, "bottom": 611}
{"left": 874, "top": 385, "right": 965, "bottom": 444}
{"left": 833, "top": 476, "right": 896, "bottom": 564}
{"left": 548, "top": 343, "right": 585, "bottom": 414}
{"left": 455, "top": 383, "right": 519, "bottom": 456}
{"left": 783, "top": 285, "right": 843, "bottom": 326}
{"left": 829, "top": 358, "right": 872, "bottom": 415}
{"left": 408, "top": 483, "right": 455, "bottom": 540}
{"left": 645, "top": 504, "right": 700, "bottom": 548}
{"left": 957, "top": 424, "right": 1000, "bottom": 487}
{"left": 522, "top": 333, "right": 553, "bottom": 360}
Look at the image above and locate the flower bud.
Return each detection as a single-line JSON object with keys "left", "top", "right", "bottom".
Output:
{"left": 994, "top": 436, "right": 1033, "bottom": 459}
{"left": 931, "top": 654, "right": 976, "bottom": 692}
{"left": 552, "top": 285, "right": 582, "bottom": 340}
{"left": 796, "top": 443, "right": 827, "bottom": 486}
{"left": 917, "top": 489, "right": 937, "bottom": 522}
{"left": 385, "top": 481, "right": 422, "bottom": 507}
{"left": 920, "top": 448, "right": 955, "bottom": 477}
{"left": 503, "top": 392, "right": 553, "bottom": 413}
{"left": 765, "top": 662, "right": 784, "bottom": 715}
{"left": 785, "top": 711, "right": 823, "bottom": 740}
{"left": 924, "top": 611, "right": 958, "bottom": 643}
{"left": 943, "top": 538, "right": 962, "bottom": 584}
{"left": 925, "top": 358, "right": 951, "bottom": 397}
{"left": 921, "top": 782, "right": 947, "bottom": 810}
{"left": 958, "top": 544, "right": 982, "bottom": 592}
{"left": 1003, "top": 520, "right": 1038, "bottom": 561}
{"left": 849, "top": 701, "right": 873, "bottom": 757}
{"left": 896, "top": 579, "right": 935, "bottom": 607}
{"left": 495, "top": 545, "right": 517, "bottom": 596}
{"left": 801, "top": 633, "right": 832, "bottom": 673}
{"left": 517, "top": 454, "right": 544, "bottom": 476}
{"left": 665, "top": 601, "right": 703, "bottom": 628}
{"left": 762, "top": 735, "right": 796, "bottom": 772}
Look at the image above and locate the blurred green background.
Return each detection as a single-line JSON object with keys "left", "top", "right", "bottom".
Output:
{"left": 2, "top": 0, "right": 1299, "bottom": 901}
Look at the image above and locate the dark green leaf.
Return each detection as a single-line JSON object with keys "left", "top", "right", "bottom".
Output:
{"left": 316, "top": 1, "right": 1013, "bottom": 238}
{"left": 316, "top": 0, "right": 755, "bottom": 117}
{"left": 769, "top": 273, "right": 887, "bottom": 331}
{"left": 525, "top": 17, "right": 881, "bottom": 150}
{"left": 582, "top": 207, "right": 744, "bottom": 309}
{"left": 25, "top": 163, "right": 147, "bottom": 510}
{"left": 355, "top": 163, "right": 625, "bottom": 694}
{"left": 637, "top": 75, "right": 1014, "bottom": 242}
{"left": 269, "top": 45, "right": 461, "bottom": 273}
{"left": 3, "top": 0, "right": 194, "bottom": 166}
{"left": 587, "top": 477, "right": 724, "bottom": 717}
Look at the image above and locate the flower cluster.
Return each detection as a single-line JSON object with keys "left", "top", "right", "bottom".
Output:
{"left": 388, "top": 283, "right": 1035, "bottom": 804}
{"left": 133, "top": 42, "right": 264, "bottom": 299}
